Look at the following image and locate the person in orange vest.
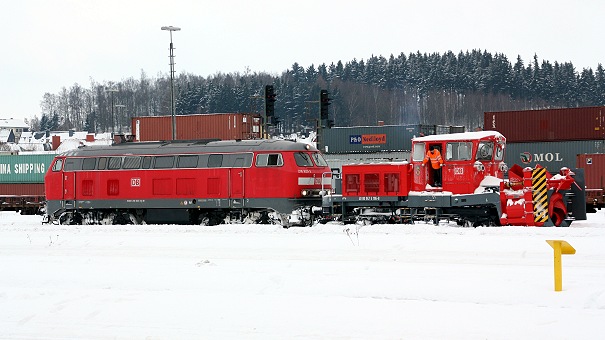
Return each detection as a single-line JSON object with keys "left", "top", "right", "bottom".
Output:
{"left": 422, "top": 145, "right": 444, "bottom": 187}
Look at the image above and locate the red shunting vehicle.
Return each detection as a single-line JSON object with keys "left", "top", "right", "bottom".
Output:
{"left": 322, "top": 131, "right": 585, "bottom": 226}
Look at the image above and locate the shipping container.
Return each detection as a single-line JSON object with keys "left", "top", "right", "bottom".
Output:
{"left": 504, "top": 140, "right": 605, "bottom": 172}
{"left": 577, "top": 154, "right": 605, "bottom": 210}
{"left": 0, "top": 153, "right": 56, "bottom": 184}
{"left": 322, "top": 125, "right": 465, "bottom": 154}
{"left": 132, "top": 113, "right": 262, "bottom": 142}
{"left": 484, "top": 106, "right": 605, "bottom": 142}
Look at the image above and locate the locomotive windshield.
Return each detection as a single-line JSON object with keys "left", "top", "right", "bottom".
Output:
{"left": 294, "top": 152, "right": 314, "bottom": 167}
{"left": 311, "top": 153, "right": 328, "bottom": 167}
{"left": 476, "top": 141, "right": 494, "bottom": 161}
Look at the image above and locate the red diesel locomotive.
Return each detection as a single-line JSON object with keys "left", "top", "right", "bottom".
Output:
{"left": 322, "top": 131, "right": 585, "bottom": 227}
{"left": 44, "top": 139, "right": 331, "bottom": 226}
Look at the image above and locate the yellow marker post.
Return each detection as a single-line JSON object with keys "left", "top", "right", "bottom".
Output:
{"left": 546, "top": 240, "right": 576, "bottom": 291}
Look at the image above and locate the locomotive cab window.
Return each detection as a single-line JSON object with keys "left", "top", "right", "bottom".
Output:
{"left": 52, "top": 158, "right": 64, "bottom": 172}
{"left": 412, "top": 143, "right": 426, "bottom": 161}
{"left": 256, "top": 153, "right": 283, "bottom": 167}
{"left": 446, "top": 142, "right": 472, "bottom": 161}
{"left": 294, "top": 152, "right": 313, "bottom": 167}
{"left": 476, "top": 142, "right": 494, "bottom": 161}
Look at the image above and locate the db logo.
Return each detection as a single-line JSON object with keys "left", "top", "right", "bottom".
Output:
{"left": 131, "top": 178, "right": 141, "bottom": 187}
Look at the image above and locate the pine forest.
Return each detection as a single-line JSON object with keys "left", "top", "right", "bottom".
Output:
{"left": 32, "top": 49, "right": 605, "bottom": 135}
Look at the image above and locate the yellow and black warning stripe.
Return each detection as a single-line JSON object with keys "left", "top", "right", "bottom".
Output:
{"left": 532, "top": 168, "right": 549, "bottom": 223}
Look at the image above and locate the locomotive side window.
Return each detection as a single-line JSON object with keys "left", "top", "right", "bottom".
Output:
{"left": 177, "top": 155, "right": 199, "bottom": 168}
{"left": 384, "top": 173, "right": 400, "bottom": 192}
{"left": 154, "top": 156, "right": 174, "bottom": 169}
{"left": 256, "top": 153, "right": 283, "bottom": 167}
{"left": 97, "top": 157, "right": 107, "bottom": 170}
{"left": 345, "top": 174, "right": 360, "bottom": 193}
{"left": 142, "top": 156, "right": 152, "bottom": 169}
{"left": 495, "top": 144, "right": 504, "bottom": 161}
{"left": 197, "top": 154, "right": 210, "bottom": 168}
{"left": 311, "top": 153, "right": 328, "bottom": 167}
{"left": 222, "top": 153, "right": 253, "bottom": 168}
{"left": 108, "top": 157, "right": 123, "bottom": 170}
{"left": 412, "top": 143, "right": 426, "bottom": 161}
{"left": 476, "top": 142, "right": 494, "bottom": 161}
{"left": 364, "top": 173, "right": 380, "bottom": 193}
{"left": 208, "top": 154, "right": 223, "bottom": 168}
{"left": 63, "top": 158, "right": 82, "bottom": 172}
{"left": 82, "top": 158, "right": 97, "bottom": 170}
{"left": 123, "top": 156, "right": 141, "bottom": 169}
{"left": 52, "top": 159, "right": 64, "bottom": 172}
{"left": 294, "top": 152, "right": 313, "bottom": 167}
{"left": 446, "top": 142, "right": 472, "bottom": 161}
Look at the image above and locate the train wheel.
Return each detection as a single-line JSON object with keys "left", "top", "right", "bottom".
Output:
{"left": 197, "top": 213, "right": 210, "bottom": 226}
{"left": 59, "top": 212, "right": 82, "bottom": 225}
{"left": 100, "top": 213, "right": 116, "bottom": 225}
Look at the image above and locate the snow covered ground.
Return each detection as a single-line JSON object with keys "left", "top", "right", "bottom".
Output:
{"left": 1, "top": 212, "right": 604, "bottom": 339}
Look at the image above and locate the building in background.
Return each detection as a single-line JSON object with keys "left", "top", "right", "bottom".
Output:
{"left": 0, "top": 118, "right": 29, "bottom": 144}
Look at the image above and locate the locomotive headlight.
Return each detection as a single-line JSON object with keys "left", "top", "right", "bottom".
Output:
{"left": 474, "top": 161, "right": 485, "bottom": 172}
{"left": 499, "top": 162, "right": 508, "bottom": 173}
{"left": 301, "top": 189, "right": 309, "bottom": 197}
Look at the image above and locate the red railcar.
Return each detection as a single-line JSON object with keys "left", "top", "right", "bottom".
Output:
{"left": 44, "top": 139, "right": 331, "bottom": 226}
{"left": 324, "top": 131, "right": 584, "bottom": 227}
{"left": 0, "top": 183, "right": 45, "bottom": 214}
{"left": 577, "top": 153, "right": 605, "bottom": 210}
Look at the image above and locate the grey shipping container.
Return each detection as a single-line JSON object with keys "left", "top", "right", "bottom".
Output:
{"left": 504, "top": 140, "right": 605, "bottom": 172}
{"left": 0, "top": 153, "right": 56, "bottom": 184}
{"left": 484, "top": 106, "right": 605, "bottom": 143}
{"left": 322, "top": 125, "right": 465, "bottom": 154}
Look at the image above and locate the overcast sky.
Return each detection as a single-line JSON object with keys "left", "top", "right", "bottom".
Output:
{"left": 2, "top": 0, "right": 603, "bottom": 122}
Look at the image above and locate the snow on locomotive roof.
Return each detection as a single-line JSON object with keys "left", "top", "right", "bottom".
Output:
{"left": 61, "top": 139, "right": 318, "bottom": 157}
{"left": 412, "top": 130, "right": 505, "bottom": 142}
